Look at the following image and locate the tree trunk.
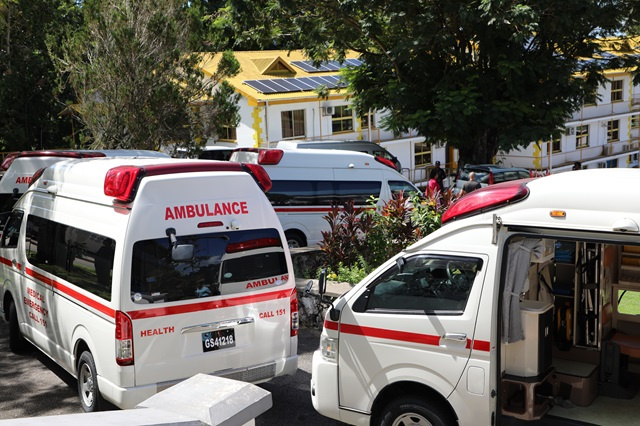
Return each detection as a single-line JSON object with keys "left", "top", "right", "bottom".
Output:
{"left": 457, "top": 127, "right": 500, "bottom": 166}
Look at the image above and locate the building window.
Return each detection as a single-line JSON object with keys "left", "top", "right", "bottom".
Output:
{"left": 611, "top": 80, "right": 623, "bottom": 103}
{"left": 607, "top": 119, "right": 620, "bottom": 142}
{"left": 576, "top": 125, "right": 589, "bottom": 148}
{"left": 551, "top": 136, "right": 562, "bottom": 153}
{"left": 219, "top": 125, "right": 237, "bottom": 141}
{"left": 360, "top": 112, "right": 376, "bottom": 128}
{"left": 414, "top": 141, "right": 431, "bottom": 167}
{"left": 331, "top": 105, "right": 354, "bottom": 133}
{"left": 281, "top": 110, "right": 305, "bottom": 139}
{"left": 631, "top": 114, "right": 640, "bottom": 129}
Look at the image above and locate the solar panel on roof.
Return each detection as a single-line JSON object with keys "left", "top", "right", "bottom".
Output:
{"left": 243, "top": 75, "right": 347, "bottom": 94}
{"left": 290, "top": 59, "right": 362, "bottom": 73}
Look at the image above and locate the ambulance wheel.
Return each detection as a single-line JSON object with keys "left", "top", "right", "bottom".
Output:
{"left": 78, "top": 351, "right": 103, "bottom": 412}
{"left": 285, "top": 231, "right": 306, "bottom": 248}
{"left": 8, "top": 299, "right": 28, "bottom": 353}
{"left": 378, "top": 396, "right": 454, "bottom": 426}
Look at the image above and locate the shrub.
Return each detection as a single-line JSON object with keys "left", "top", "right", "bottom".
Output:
{"left": 318, "top": 191, "right": 450, "bottom": 276}
{"left": 322, "top": 256, "right": 370, "bottom": 285}
{"left": 318, "top": 200, "right": 372, "bottom": 272}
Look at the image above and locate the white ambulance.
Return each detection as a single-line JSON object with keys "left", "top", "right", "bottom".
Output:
{"left": 230, "top": 148, "right": 422, "bottom": 248}
{"left": 0, "top": 157, "right": 298, "bottom": 412}
{"left": 0, "top": 149, "right": 170, "bottom": 214}
{"left": 311, "top": 168, "right": 640, "bottom": 426}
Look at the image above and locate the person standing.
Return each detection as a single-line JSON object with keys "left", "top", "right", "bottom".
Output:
{"left": 427, "top": 169, "right": 441, "bottom": 199}
{"left": 461, "top": 171, "right": 482, "bottom": 196}
{"left": 434, "top": 161, "right": 447, "bottom": 193}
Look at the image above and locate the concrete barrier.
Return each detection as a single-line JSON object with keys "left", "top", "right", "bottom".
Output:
{"left": 0, "top": 374, "right": 272, "bottom": 426}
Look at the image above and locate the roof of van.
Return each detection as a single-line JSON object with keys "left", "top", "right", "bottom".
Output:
{"left": 30, "top": 157, "right": 259, "bottom": 205}
{"left": 421, "top": 168, "right": 640, "bottom": 246}
{"left": 1, "top": 149, "right": 169, "bottom": 171}
{"left": 233, "top": 147, "right": 402, "bottom": 172}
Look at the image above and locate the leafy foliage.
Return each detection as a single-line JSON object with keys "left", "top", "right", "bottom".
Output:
{"left": 324, "top": 256, "right": 370, "bottom": 285}
{"left": 0, "top": 0, "right": 78, "bottom": 151}
{"left": 318, "top": 200, "right": 372, "bottom": 272}
{"left": 50, "top": 0, "right": 240, "bottom": 154}
{"left": 227, "top": 0, "right": 640, "bottom": 165}
{"left": 319, "top": 192, "right": 448, "bottom": 281}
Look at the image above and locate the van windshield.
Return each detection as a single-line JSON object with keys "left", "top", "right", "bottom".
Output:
{"left": 131, "top": 228, "right": 288, "bottom": 304}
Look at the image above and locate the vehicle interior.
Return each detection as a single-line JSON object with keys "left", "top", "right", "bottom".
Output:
{"left": 500, "top": 237, "right": 640, "bottom": 426}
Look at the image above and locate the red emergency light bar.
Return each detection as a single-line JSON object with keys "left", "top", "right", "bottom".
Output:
{"left": 442, "top": 180, "right": 531, "bottom": 224}
{"left": 374, "top": 156, "right": 397, "bottom": 170}
{"left": 104, "top": 162, "right": 272, "bottom": 203}
{"left": 2, "top": 150, "right": 106, "bottom": 171}
{"left": 226, "top": 237, "right": 282, "bottom": 253}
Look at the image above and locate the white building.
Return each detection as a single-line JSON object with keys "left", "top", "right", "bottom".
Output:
{"left": 198, "top": 49, "right": 638, "bottom": 185}
{"left": 198, "top": 51, "right": 447, "bottom": 184}
{"left": 497, "top": 68, "right": 640, "bottom": 173}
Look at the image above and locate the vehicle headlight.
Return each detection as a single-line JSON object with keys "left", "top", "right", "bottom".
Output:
{"left": 320, "top": 334, "right": 338, "bottom": 362}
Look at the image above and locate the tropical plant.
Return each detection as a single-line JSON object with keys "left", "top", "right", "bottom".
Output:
{"left": 318, "top": 200, "right": 372, "bottom": 273}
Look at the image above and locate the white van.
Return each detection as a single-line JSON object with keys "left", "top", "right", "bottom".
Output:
{"left": 0, "top": 157, "right": 298, "bottom": 411}
{"left": 230, "top": 148, "right": 422, "bottom": 248}
{"left": 0, "top": 150, "right": 170, "bottom": 214}
{"left": 275, "top": 140, "right": 402, "bottom": 172}
{"left": 311, "top": 168, "right": 640, "bottom": 426}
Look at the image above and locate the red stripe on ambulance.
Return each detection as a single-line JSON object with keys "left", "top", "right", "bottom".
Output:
{"left": 324, "top": 319, "right": 490, "bottom": 352}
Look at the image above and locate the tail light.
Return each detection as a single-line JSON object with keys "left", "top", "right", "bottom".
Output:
{"left": 290, "top": 289, "right": 299, "bottom": 337}
{"left": 242, "top": 163, "right": 273, "bottom": 192}
{"left": 115, "top": 311, "right": 134, "bottom": 366}
{"left": 488, "top": 172, "right": 495, "bottom": 185}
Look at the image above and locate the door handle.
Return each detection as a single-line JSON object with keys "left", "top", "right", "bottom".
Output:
{"left": 442, "top": 333, "right": 467, "bottom": 342}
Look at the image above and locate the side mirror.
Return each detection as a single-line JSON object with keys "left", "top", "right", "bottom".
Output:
{"left": 11, "top": 188, "right": 19, "bottom": 200}
{"left": 172, "top": 244, "right": 195, "bottom": 262}
{"left": 318, "top": 268, "right": 327, "bottom": 295}
{"left": 396, "top": 257, "right": 405, "bottom": 273}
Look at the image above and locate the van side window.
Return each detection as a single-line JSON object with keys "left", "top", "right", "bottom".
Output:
{"left": 25, "top": 215, "right": 115, "bottom": 301}
{"left": 388, "top": 180, "right": 422, "bottom": 198}
{"left": 1, "top": 210, "right": 24, "bottom": 248}
{"left": 357, "top": 255, "right": 483, "bottom": 314}
{"left": 131, "top": 228, "right": 288, "bottom": 303}
{"left": 268, "top": 180, "right": 382, "bottom": 206}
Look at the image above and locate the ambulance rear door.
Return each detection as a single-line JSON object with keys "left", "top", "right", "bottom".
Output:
{"left": 122, "top": 173, "right": 296, "bottom": 387}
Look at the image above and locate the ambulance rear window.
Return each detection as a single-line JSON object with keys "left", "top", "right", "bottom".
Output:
{"left": 130, "top": 228, "right": 288, "bottom": 303}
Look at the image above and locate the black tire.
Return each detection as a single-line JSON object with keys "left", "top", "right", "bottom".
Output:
{"left": 8, "top": 299, "right": 28, "bottom": 353}
{"left": 377, "top": 396, "right": 454, "bottom": 426}
{"left": 77, "top": 351, "right": 103, "bottom": 412}
{"left": 285, "top": 231, "right": 306, "bottom": 248}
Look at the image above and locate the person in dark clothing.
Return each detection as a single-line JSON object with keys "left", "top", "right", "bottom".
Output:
{"left": 434, "top": 161, "right": 447, "bottom": 192}
{"left": 572, "top": 161, "right": 582, "bottom": 171}
{"left": 461, "top": 172, "right": 482, "bottom": 196}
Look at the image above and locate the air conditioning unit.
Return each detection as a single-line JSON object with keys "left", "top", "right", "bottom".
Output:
{"left": 622, "top": 143, "right": 630, "bottom": 152}
{"left": 602, "top": 144, "right": 613, "bottom": 156}
{"left": 630, "top": 141, "right": 639, "bottom": 150}
{"left": 565, "top": 127, "right": 575, "bottom": 136}
{"left": 322, "top": 106, "right": 334, "bottom": 116}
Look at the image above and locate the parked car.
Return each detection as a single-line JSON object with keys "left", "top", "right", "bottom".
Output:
{"left": 198, "top": 144, "right": 236, "bottom": 161}
{"left": 453, "top": 164, "right": 531, "bottom": 195}
{"left": 275, "top": 140, "right": 402, "bottom": 172}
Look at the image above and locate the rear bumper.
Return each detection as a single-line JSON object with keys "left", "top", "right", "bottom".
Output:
{"left": 100, "top": 354, "right": 299, "bottom": 410}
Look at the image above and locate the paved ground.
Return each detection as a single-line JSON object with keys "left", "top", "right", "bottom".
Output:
{"left": 0, "top": 321, "right": 345, "bottom": 425}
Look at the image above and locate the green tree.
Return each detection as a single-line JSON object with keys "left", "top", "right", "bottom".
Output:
{"left": 0, "top": 0, "right": 77, "bottom": 152}
{"left": 227, "top": 0, "right": 640, "bottom": 165}
{"left": 52, "top": 0, "right": 240, "bottom": 154}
